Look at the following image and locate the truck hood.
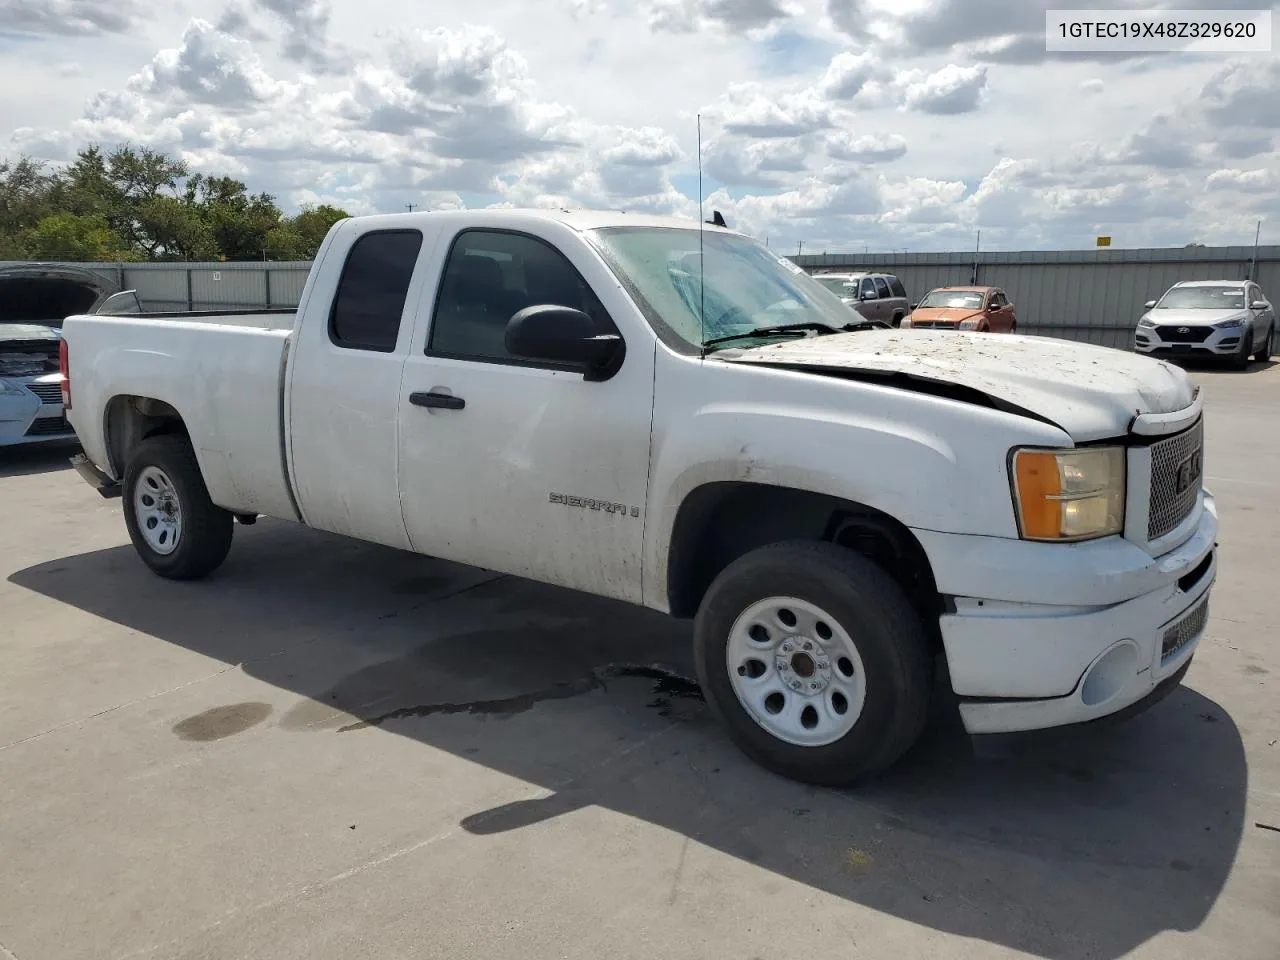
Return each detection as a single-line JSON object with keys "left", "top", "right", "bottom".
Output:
{"left": 719, "top": 330, "right": 1194, "bottom": 442}
{"left": 1143, "top": 307, "right": 1245, "bottom": 326}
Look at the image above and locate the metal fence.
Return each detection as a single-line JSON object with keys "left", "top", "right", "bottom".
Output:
{"left": 792, "top": 245, "right": 1280, "bottom": 350}
{"left": 0, "top": 260, "right": 313, "bottom": 312}
{"left": 6, "top": 243, "right": 1280, "bottom": 350}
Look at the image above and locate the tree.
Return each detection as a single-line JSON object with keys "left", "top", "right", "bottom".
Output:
{"left": 0, "top": 143, "right": 351, "bottom": 262}
{"left": 265, "top": 204, "right": 349, "bottom": 260}
{"left": 185, "top": 174, "right": 284, "bottom": 260}
{"left": 21, "top": 212, "right": 132, "bottom": 261}
{"left": 0, "top": 156, "right": 58, "bottom": 256}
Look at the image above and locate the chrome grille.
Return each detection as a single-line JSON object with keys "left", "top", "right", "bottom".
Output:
{"left": 26, "top": 382, "right": 63, "bottom": 405}
{"left": 1162, "top": 596, "right": 1208, "bottom": 664}
{"left": 1148, "top": 419, "right": 1204, "bottom": 541}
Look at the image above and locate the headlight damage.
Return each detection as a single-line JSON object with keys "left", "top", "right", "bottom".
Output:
{"left": 1011, "top": 446, "right": 1125, "bottom": 541}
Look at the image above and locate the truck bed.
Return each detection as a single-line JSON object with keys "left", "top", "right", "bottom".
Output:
{"left": 62, "top": 310, "right": 300, "bottom": 521}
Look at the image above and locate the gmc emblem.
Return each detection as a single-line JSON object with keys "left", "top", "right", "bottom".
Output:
{"left": 1174, "top": 449, "right": 1203, "bottom": 496}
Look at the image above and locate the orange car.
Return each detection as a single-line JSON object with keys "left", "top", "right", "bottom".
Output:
{"left": 901, "top": 285, "right": 1017, "bottom": 333}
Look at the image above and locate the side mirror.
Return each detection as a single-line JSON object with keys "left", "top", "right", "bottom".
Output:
{"left": 910, "top": 302, "right": 919, "bottom": 310}
{"left": 1144, "top": 300, "right": 1157, "bottom": 309}
{"left": 1250, "top": 300, "right": 1269, "bottom": 311}
{"left": 505, "top": 305, "right": 624, "bottom": 381}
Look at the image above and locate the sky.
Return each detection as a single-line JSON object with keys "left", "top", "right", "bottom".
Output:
{"left": 1, "top": 0, "right": 1278, "bottom": 252}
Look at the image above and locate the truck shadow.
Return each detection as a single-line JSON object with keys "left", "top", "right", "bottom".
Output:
{"left": 9, "top": 520, "right": 1247, "bottom": 960}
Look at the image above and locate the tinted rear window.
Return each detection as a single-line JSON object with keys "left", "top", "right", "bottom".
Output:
{"left": 887, "top": 276, "right": 906, "bottom": 298}
{"left": 329, "top": 230, "right": 424, "bottom": 352}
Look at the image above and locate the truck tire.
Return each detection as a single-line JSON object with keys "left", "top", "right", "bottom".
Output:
{"left": 693, "top": 540, "right": 932, "bottom": 786}
{"left": 123, "top": 434, "right": 233, "bottom": 580}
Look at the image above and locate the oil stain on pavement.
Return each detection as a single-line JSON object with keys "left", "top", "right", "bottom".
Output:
{"left": 173, "top": 702, "right": 273, "bottom": 741}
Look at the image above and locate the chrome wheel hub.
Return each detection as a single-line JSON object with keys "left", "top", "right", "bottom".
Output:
{"left": 726, "top": 596, "right": 867, "bottom": 748}
{"left": 134, "top": 466, "right": 183, "bottom": 556}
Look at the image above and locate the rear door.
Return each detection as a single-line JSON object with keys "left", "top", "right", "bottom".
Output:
{"left": 286, "top": 223, "right": 437, "bottom": 549}
{"left": 396, "top": 224, "right": 654, "bottom": 603}
{"left": 872, "top": 277, "right": 894, "bottom": 323}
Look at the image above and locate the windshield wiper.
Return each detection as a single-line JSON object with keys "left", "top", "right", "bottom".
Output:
{"left": 702, "top": 319, "right": 887, "bottom": 351}
{"left": 702, "top": 322, "right": 841, "bottom": 350}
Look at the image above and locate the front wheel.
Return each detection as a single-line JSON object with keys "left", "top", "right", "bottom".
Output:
{"left": 1231, "top": 330, "right": 1253, "bottom": 370}
{"left": 123, "top": 434, "right": 234, "bottom": 580}
{"left": 693, "top": 541, "right": 932, "bottom": 786}
{"left": 1254, "top": 325, "right": 1274, "bottom": 362}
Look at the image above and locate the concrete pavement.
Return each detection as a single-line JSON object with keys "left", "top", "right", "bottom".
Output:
{"left": 0, "top": 362, "right": 1277, "bottom": 960}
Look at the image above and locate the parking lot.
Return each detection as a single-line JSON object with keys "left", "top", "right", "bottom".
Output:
{"left": 0, "top": 360, "right": 1276, "bottom": 960}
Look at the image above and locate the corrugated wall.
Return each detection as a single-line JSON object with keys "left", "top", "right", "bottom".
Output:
{"left": 0, "top": 260, "right": 313, "bottom": 312}
{"left": 794, "top": 245, "right": 1280, "bottom": 350}
{"left": 6, "top": 244, "right": 1278, "bottom": 351}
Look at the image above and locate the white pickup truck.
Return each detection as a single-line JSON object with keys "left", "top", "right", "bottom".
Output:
{"left": 60, "top": 210, "right": 1216, "bottom": 784}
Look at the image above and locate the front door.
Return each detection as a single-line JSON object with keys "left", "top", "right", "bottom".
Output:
{"left": 396, "top": 225, "right": 655, "bottom": 604}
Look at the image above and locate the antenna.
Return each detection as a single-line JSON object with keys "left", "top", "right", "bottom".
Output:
{"left": 406, "top": 203, "right": 416, "bottom": 213}
{"left": 697, "top": 113, "right": 706, "bottom": 359}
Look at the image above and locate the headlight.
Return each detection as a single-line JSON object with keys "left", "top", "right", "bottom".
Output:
{"left": 1011, "top": 446, "right": 1125, "bottom": 541}
{"left": 957, "top": 318, "right": 980, "bottom": 330}
{"left": 1214, "top": 316, "right": 1244, "bottom": 329}
{"left": 1137, "top": 317, "right": 1155, "bottom": 328}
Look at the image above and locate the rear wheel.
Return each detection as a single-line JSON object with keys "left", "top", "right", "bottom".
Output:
{"left": 1254, "top": 324, "right": 1274, "bottom": 362}
{"left": 123, "top": 434, "right": 233, "bottom": 580}
{"left": 693, "top": 541, "right": 932, "bottom": 786}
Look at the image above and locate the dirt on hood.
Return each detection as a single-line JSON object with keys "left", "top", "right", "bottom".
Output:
{"left": 717, "top": 329, "right": 1194, "bottom": 442}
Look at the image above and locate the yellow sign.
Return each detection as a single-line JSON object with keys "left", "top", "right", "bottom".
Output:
{"left": 1096, "top": 236, "right": 1112, "bottom": 247}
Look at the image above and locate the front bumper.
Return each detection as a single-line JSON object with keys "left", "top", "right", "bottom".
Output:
{"left": 0, "top": 376, "right": 75, "bottom": 447}
{"left": 1134, "top": 323, "right": 1246, "bottom": 358}
{"left": 917, "top": 496, "right": 1217, "bottom": 735}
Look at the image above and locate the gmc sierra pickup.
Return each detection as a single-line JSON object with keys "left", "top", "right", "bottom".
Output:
{"left": 60, "top": 209, "right": 1216, "bottom": 784}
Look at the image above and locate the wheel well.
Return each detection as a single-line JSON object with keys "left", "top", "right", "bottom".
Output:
{"left": 666, "top": 483, "right": 941, "bottom": 635}
{"left": 105, "top": 395, "right": 189, "bottom": 477}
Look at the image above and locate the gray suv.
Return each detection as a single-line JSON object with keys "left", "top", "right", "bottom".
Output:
{"left": 810, "top": 271, "right": 910, "bottom": 326}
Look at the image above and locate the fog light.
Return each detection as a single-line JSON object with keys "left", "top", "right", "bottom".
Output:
{"left": 1080, "top": 641, "right": 1139, "bottom": 707}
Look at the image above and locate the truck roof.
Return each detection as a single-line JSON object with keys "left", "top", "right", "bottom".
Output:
{"left": 340, "top": 208, "right": 735, "bottom": 236}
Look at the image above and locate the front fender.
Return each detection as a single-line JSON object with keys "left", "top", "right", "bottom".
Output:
{"left": 642, "top": 355, "right": 1071, "bottom": 611}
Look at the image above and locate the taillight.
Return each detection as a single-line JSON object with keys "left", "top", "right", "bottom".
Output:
{"left": 59, "top": 339, "right": 71, "bottom": 410}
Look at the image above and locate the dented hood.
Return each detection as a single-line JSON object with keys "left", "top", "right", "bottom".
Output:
{"left": 720, "top": 330, "right": 1195, "bottom": 442}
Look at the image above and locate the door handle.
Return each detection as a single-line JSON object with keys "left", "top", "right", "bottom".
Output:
{"left": 411, "top": 391, "right": 465, "bottom": 410}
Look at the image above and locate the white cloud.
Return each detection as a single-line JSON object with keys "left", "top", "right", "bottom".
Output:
{"left": 0, "top": 0, "right": 142, "bottom": 36}
{"left": 895, "top": 63, "right": 987, "bottom": 115}
{"left": 1206, "top": 167, "right": 1277, "bottom": 193}
{"left": 648, "top": 0, "right": 801, "bottom": 34}
{"left": 1, "top": 1, "right": 1274, "bottom": 253}
{"left": 717, "top": 83, "right": 836, "bottom": 137}
{"left": 825, "top": 131, "right": 907, "bottom": 163}
{"left": 1200, "top": 58, "right": 1280, "bottom": 128}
